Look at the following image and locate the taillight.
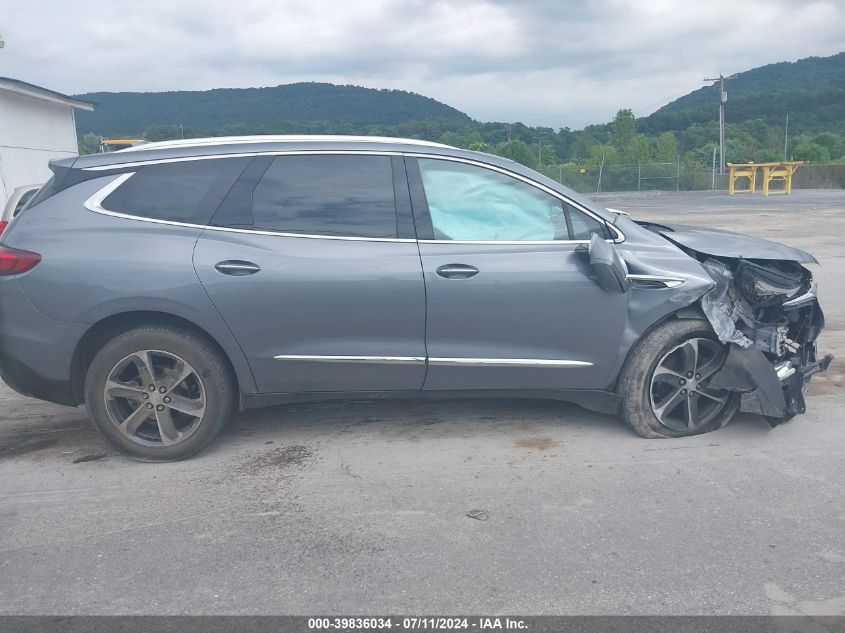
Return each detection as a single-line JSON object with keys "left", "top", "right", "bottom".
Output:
{"left": 0, "top": 221, "right": 8, "bottom": 236}
{"left": 0, "top": 245, "right": 41, "bottom": 275}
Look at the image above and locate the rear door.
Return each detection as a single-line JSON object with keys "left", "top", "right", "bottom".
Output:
{"left": 193, "top": 153, "right": 427, "bottom": 393}
{"left": 407, "top": 156, "right": 628, "bottom": 391}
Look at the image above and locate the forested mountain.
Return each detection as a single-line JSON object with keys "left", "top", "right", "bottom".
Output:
{"left": 74, "top": 82, "right": 471, "bottom": 137}
{"left": 74, "top": 52, "right": 845, "bottom": 176}
{"left": 641, "top": 53, "right": 845, "bottom": 137}
{"left": 652, "top": 53, "right": 845, "bottom": 113}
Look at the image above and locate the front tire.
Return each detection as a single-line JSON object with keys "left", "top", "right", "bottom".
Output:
{"left": 619, "top": 319, "right": 740, "bottom": 438}
{"left": 84, "top": 325, "right": 236, "bottom": 460}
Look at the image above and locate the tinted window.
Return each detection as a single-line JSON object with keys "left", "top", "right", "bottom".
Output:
{"left": 14, "top": 189, "right": 37, "bottom": 216}
{"left": 102, "top": 158, "right": 250, "bottom": 224}
{"left": 417, "top": 159, "right": 569, "bottom": 241}
{"left": 252, "top": 155, "right": 397, "bottom": 238}
{"left": 566, "top": 204, "right": 607, "bottom": 240}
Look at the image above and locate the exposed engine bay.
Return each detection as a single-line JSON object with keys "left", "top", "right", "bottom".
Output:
{"left": 638, "top": 221, "right": 833, "bottom": 424}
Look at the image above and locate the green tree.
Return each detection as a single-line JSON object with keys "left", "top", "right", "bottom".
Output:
{"left": 609, "top": 109, "right": 637, "bottom": 155}
{"left": 571, "top": 132, "right": 598, "bottom": 163}
{"left": 654, "top": 132, "right": 679, "bottom": 162}
{"left": 811, "top": 133, "right": 844, "bottom": 160}
{"left": 540, "top": 143, "right": 558, "bottom": 166}
{"left": 493, "top": 139, "right": 537, "bottom": 168}
{"left": 793, "top": 142, "right": 831, "bottom": 163}
{"left": 78, "top": 132, "right": 100, "bottom": 155}
{"left": 630, "top": 134, "right": 652, "bottom": 162}
{"left": 686, "top": 142, "right": 718, "bottom": 166}
{"left": 468, "top": 141, "right": 491, "bottom": 153}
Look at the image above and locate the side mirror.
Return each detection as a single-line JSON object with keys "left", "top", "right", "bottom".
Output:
{"left": 588, "top": 233, "right": 628, "bottom": 293}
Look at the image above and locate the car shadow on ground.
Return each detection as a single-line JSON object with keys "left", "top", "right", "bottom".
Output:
{"left": 215, "top": 396, "right": 776, "bottom": 455}
{"left": 0, "top": 393, "right": 779, "bottom": 464}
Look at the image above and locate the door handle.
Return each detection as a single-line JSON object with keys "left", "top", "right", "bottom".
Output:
{"left": 214, "top": 260, "right": 261, "bottom": 276}
{"left": 436, "top": 263, "right": 479, "bottom": 279}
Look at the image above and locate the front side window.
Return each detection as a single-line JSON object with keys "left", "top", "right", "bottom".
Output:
{"left": 101, "top": 157, "right": 250, "bottom": 225}
{"left": 567, "top": 204, "right": 607, "bottom": 240}
{"left": 417, "top": 158, "right": 606, "bottom": 241}
{"left": 252, "top": 155, "right": 397, "bottom": 238}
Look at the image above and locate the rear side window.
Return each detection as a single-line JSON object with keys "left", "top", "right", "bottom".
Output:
{"left": 252, "top": 155, "right": 397, "bottom": 238}
{"left": 101, "top": 158, "right": 250, "bottom": 225}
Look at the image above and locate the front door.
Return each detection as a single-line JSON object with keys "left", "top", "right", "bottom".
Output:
{"left": 194, "top": 154, "right": 427, "bottom": 393}
{"left": 407, "top": 156, "right": 628, "bottom": 391}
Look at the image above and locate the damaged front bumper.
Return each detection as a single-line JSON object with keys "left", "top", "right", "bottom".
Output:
{"left": 699, "top": 260, "right": 833, "bottom": 424}
{"left": 709, "top": 341, "right": 832, "bottom": 424}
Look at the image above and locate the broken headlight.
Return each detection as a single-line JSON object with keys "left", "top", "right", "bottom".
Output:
{"left": 735, "top": 260, "right": 809, "bottom": 308}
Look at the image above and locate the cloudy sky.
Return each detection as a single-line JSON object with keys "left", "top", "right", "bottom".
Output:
{"left": 1, "top": 0, "right": 843, "bottom": 128}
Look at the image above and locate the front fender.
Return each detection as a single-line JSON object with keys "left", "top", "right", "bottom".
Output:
{"left": 606, "top": 247, "right": 715, "bottom": 388}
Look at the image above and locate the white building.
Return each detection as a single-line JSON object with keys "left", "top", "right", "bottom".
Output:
{"left": 0, "top": 77, "right": 93, "bottom": 208}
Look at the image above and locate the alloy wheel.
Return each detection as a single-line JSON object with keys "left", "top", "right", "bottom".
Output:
{"left": 649, "top": 337, "right": 732, "bottom": 432}
{"left": 103, "top": 350, "right": 206, "bottom": 447}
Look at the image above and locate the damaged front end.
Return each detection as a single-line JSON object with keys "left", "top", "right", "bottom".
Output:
{"left": 698, "top": 257, "right": 832, "bottom": 424}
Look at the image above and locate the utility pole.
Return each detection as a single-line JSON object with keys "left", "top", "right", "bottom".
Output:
{"left": 596, "top": 151, "right": 605, "bottom": 194}
{"left": 783, "top": 113, "right": 789, "bottom": 160}
{"left": 711, "top": 145, "right": 717, "bottom": 190}
{"left": 703, "top": 73, "right": 736, "bottom": 175}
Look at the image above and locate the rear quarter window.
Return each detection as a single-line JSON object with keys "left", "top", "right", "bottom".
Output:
{"left": 101, "top": 158, "right": 250, "bottom": 225}
{"left": 14, "top": 189, "right": 38, "bottom": 217}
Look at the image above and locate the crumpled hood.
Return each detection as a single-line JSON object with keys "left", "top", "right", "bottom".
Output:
{"left": 645, "top": 223, "right": 818, "bottom": 264}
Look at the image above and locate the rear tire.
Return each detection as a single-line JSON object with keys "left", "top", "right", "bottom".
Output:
{"left": 619, "top": 319, "right": 740, "bottom": 439}
{"left": 84, "top": 325, "right": 236, "bottom": 460}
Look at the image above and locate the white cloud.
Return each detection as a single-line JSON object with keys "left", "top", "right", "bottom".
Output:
{"left": 0, "top": 0, "right": 842, "bottom": 127}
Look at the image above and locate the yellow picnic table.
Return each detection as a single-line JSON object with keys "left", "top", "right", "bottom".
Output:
{"left": 727, "top": 161, "right": 807, "bottom": 196}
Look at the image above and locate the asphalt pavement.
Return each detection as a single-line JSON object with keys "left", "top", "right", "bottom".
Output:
{"left": 1, "top": 189, "right": 843, "bottom": 615}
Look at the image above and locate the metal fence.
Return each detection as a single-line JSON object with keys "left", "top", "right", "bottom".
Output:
{"left": 536, "top": 161, "right": 842, "bottom": 194}
{"left": 535, "top": 161, "right": 726, "bottom": 194}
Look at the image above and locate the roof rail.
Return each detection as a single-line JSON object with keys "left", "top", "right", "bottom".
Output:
{"left": 120, "top": 135, "right": 455, "bottom": 152}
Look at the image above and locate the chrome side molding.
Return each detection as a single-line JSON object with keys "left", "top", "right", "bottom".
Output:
{"left": 428, "top": 357, "right": 593, "bottom": 367}
{"left": 626, "top": 274, "right": 686, "bottom": 288}
{"left": 273, "top": 355, "right": 593, "bottom": 367}
{"left": 273, "top": 355, "right": 425, "bottom": 364}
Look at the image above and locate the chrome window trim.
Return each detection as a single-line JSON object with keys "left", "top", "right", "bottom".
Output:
{"left": 406, "top": 153, "right": 625, "bottom": 244}
{"left": 82, "top": 149, "right": 403, "bottom": 171}
{"left": 274, "top": 355, "right": 425, "bottom": 364}
{"left": 428, "top": 358, "right": 593, "bottom": 367}
{"left": 420, "top": 239, "right": 590, "bottom": 246}
{"left": 84, "top": 171, "right": 136, "bottom": 211}
{"left": 82, "top": 170, "right": 417, "bottom": 243}
{"left": 120, "top": 135, "right": 455, "bottom": 153}
{"left": 82, "top": 150, "right": 625, "bottom": 245}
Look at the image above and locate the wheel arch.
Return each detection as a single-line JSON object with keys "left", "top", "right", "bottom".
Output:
{"left": 612, "top": 303, "right": 711, "bottom": 393}
{"left": 70, "top": 310, "right": 253, "bottom": 405}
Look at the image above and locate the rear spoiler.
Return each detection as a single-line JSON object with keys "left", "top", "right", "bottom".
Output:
{"left": 24, "top": 157, "right": 77, "bottom": 208}
{"left": 29, "top": 156, "right": 119, "bottom": 208}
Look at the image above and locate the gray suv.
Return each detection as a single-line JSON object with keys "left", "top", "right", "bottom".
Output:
{"left": 0, "top": 136, "right": 830, "bottom": 460}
